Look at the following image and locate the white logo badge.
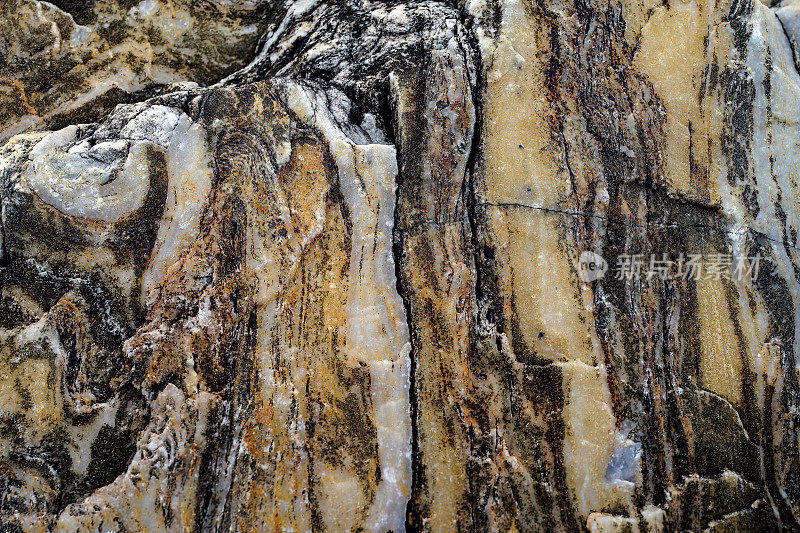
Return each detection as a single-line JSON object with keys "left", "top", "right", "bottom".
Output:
{"left": 577, "top": 251, "right": 608, "bottom": 282}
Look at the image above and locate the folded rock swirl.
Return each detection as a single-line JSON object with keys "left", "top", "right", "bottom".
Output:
{"left": 0, "top": 0, "right": 467, "bottom": 524}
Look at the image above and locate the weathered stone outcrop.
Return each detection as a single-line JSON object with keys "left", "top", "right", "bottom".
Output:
{"left": 2, "top": 0, "right": 800, "bottom": 531}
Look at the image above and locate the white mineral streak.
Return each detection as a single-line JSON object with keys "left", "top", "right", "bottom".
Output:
{"left": 340, "top": 141, "right": 412, "bottom": 533}
{"left": 477, "top": 0, "right": 620, "bottom": 520}
{"left": 59, "top": 45, "right": 157, "bottom": 108}
{"left": 0, "top": 313, "right": 119, "bottom": 507}
{"left": 142, "top": 114, "right": 213, "bottom": 304}
{"left": 64, "top": 402, "right": 119, "bottom": 476}
{"left": 121, "top": 104, "right": 181, "bottom": 146}
{"left": 282, "top": 82, "right": 412, "bottom": 533}
{"left": 560, "top": 362, "right": 634, "bottom": 520}
{"left": 0, "top": 318, "right": 66, "bottom": 446}
{"left": 13, "top": 47, "right": 163, "bottom": 141}
{"left": 0, "top": 115, "right": 41, "bottom": 141}
{"left": 55, "top": 385, "right": 215, "bottom": 532}
{"left": 216, "top": 0, "right": 320, "bottom": 86}
{"left": 747, "top": 3, "right": 800, "bottom": 380}
{"left": 24, "top": 105, "right": 183, "bottom": 222}
{"left": 777, "top": 2, "right": 800, "bottom": 67}
{"left": 739, "top": 4, "right": 800, "bottom": 496}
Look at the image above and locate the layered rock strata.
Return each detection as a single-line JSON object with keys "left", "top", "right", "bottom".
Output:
{"left": 2, "top": 0, "right": 800, "bottom": 531}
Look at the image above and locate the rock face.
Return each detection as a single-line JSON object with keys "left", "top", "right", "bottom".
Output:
{"left": 2, "top": 0, "right": 800, "bottom": 531}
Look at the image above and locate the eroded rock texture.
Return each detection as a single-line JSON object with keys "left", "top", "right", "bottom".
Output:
{"left": 2, "top": 0, "right": 800, "bottom": 531}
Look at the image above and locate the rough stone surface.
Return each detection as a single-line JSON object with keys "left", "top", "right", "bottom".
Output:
{"left": 2, "top": 0, "right": 800, "bottom": 531}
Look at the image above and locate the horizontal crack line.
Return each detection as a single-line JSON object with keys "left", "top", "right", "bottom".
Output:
{"left": 480, "top": 201, "right": 800, "bottom": 253}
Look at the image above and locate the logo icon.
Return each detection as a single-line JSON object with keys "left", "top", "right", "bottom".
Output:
{"left": 577, "top": 251, "right": 608, "bottom": 282}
